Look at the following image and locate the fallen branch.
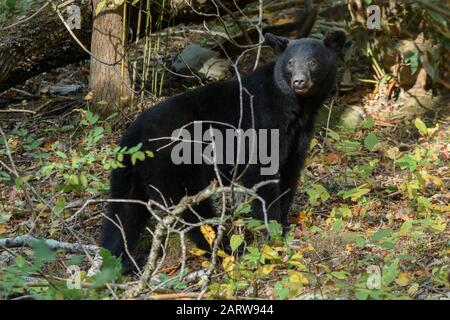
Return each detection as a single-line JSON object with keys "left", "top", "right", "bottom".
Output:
{"left": 124, "top": 179, "right": 277, "bottom": 298}
{"left": 0, "top": 235, "right": 99, "bottom": 252}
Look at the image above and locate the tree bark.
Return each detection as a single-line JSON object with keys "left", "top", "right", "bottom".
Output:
{"left": 89, "top": 0, "right": 130, "bottom": 116}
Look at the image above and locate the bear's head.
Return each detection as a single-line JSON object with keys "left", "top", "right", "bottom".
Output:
{"left": 265, "top": 30, "right": 348, "bottom": 97}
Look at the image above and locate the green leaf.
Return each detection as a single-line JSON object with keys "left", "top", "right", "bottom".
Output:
{"left": 55, "top": 151, "right": 68, "bottom": 159}
{"left": 340, "top": 186, "right": 371, "bottom": 202}
{"left": 230, "top": 234, "right": 244, "bottom": 252}
{"left": 79, "top": 174, "right": 88, "bottom": 188}
{"left": 274, "top": 281, "right": 289, "bottom": 299}
{"left": 24, "top": 138, "right": 43, "bottom": 151}
{"left": 372, "top": 228, "right": 391, "bottom": 242}
{"left": 326, "top": 129, "right": 340, "bottom": 141}
{"left": 69, "top": 174, "right": 79, "bottom": 186}
{"left": 54, "top": 196, "right": 66, "bottom": 215}
{"left": 362, "top": 117, "right": 375, "bottom": 129}
{"left": 332, "top": 218, "right": 342, "bottom": 232}
{"left": 355, "top": 235, "right": 366, "bottom": 246}
{"left": 381, "top": 241, "right": 395, "bottom": 249}
{"left": 31, "top": 240, "right": 56, "bottom": 265}
{"left": 364, "top": 133, "right": 378, "bottom": 151}
{"left": 127, "top": 143, "right": 143, "bottom": 154}
{"left": 306, "top": 184, "right": 330, "bottom": 206}
{"left": 403, "top": 48, "right": 420, "bottom": 74}
{"left": 400, "top": 220, "right": 413, "bottom": 236}
{"left": 95, "top": 0, "right": 107, "bottom": 15}
{"left": 414, "top": 118, "right": 427, "bottom": 135}
{"left": 427, "top": 11, "right": 448, "bottom": 28}
{"left": 92, "top": 249, "right": 122, "bottom": 287}
{"left": 131, "top": 154, "right": 137, "bottom": 165}
{"left": 234, "top": 202, "right": 252, "bottom": 215}
{"left": 382, "top": 260, "right": 399, "bottom": 285}
{"left": 15, "top": 176, "right": 25, "bottom": 188}
{"left": 0, "top": 171, "right": 11, "bottom": 181}
{"left": 85, "top": 111, "right": 99, "bottom": 125}
{"left": 396, "top": 155, "right": 417, "bottom": 171}
{"left": 330, "top": 271, "right": 349, "bottom": 280}
{"left": 417, "top": 196, "right": 433, "bottom": 209}
{"left": 67, "top": 255, "right": 84, "bottom": 266}
{"left": 355, "top": 289, "right": 369, "bottom": 300}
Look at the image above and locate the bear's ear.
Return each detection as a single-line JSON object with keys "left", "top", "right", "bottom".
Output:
{"left": 264, "top": 33, "right": 290, "bottom": 55}
{"left": 323, "top": 29, "right": 347, "bottom": 53}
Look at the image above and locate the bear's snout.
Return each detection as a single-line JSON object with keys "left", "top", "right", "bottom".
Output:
{"left": 292, "top": 75, "right": 313, "bottom": 95}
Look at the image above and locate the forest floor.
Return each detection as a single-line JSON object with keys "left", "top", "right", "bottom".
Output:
{"left": 0, "top": 55, "right": 448, "bottom": 299}
{"left": 0, "top": 2, "right": 449, "bottom": 300}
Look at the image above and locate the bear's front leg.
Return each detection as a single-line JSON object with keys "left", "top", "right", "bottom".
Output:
{"left": 240, "top": 171, "right": 282, "bottom": 224}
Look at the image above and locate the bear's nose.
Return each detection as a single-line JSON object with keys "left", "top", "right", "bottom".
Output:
{"left": 293, "top": 78, "right": 306, "bottom": 88}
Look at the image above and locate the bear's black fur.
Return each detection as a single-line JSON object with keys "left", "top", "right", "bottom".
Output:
{"left": 101, "top": 30, "right": 347, "bottom": 272}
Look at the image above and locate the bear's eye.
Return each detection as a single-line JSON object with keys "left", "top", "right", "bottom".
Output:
{"left": 309, "top": 59, "right": 317, "bottom": 68}
{"left": 287, "top": 59, "right": 295, "bottom": 69}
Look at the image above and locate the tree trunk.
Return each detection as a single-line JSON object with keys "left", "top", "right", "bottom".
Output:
{"left": 89, "top": 0, "right": 130, "bottom": 116}
{"left": 0, "top": 0, "right": 92, "bottom": 94}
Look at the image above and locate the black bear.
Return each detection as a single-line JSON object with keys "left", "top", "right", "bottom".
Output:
{"left": 101, "top": 30, "right": 348, "bottom": 272}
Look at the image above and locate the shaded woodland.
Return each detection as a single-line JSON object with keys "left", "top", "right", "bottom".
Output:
{"left": 0, "top": 0, "right": 448, "bottom": 300}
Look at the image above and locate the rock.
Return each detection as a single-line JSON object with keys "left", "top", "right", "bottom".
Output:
{"left": 198, "top": 57, "right": 230, "bottom": 81}
{"left": 315, "top": 104, "right": 365, "bottom": 130}
{"left": 172, "top": 44, "right": 230, "bottom": 81}
{"left": 339, "top": 105, "right": 365, "bottom": 129}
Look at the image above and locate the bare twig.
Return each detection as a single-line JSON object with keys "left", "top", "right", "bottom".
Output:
{"left": 0, "top": 235, "right": 99, "bottom": 252}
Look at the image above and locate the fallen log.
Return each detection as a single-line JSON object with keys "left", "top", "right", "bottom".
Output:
{"left": 0, "top": 0, "right": 256, "bottom": 95}
{"left": 0, "top": 0, "right": 92, "bottom": 94}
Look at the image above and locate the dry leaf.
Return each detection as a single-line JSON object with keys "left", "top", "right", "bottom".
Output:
{"left": 200, "top": 224, "right": 216, "bottom": 246}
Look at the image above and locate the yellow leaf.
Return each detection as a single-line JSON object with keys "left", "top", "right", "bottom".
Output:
{"left": 309, "top": 138, "right": 318, "bottom": 150}
{"left": 0, "top": 224, "right": 7, "bottom": 234}
{"left": 200, "top": 224, "right": 216, "bottom": 246}
{"left": 408, "top": 283, "right": 419, "bottom": 296}
{"left": 190, "top": 248, "right": 207, "bottom": 256}
{"left": 385, "top": 147, "right": 400, "bottom": 160}
{"left": 433, "top": 204, "right": 450, "bottom": 212}
{"left": 202, "top": 261, "right": 211, "bottom": 268}
{"left": 262, "top": 245, "right": 279, "bottom": 260}
{"left": 290, "top": 253, "right": 303, "bottom": 260}
{"left": 395, "top": 272, "right": 411, "bottom": 286}
{"left": 427, "top": 218, "right": 447, "bottom": 233}
{"left": 430, "top": 223, "right": 446, "bottom": 233}
{"left": 288, "top": 270, "right": 308, "bottom": 285}
{"left": 429, "top": 175, "right": 444, "bottom": 189}
{"left": 288, "top": 253, "right": 306, "bottom": 270}
{"left": 38, "top": 211, "right": 50, "bottom": 219}
{"left": 258, "top": 264, "right": 277, "bottom": 276}
{"left": 222, "top": 256, "right": 235, "bottom": 273}
{"left": 426, "top": 123, "right": 439, "bottom": 137}
{"left": 49, "top": 228, "right": 60, "bottom": 237}
{"left": 217, "top": 250, "right": 229, "bottom": 258}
